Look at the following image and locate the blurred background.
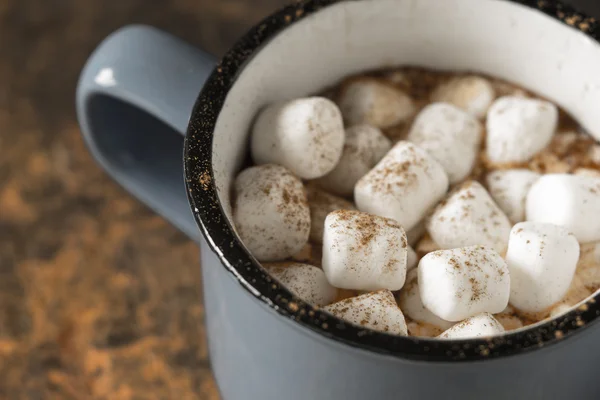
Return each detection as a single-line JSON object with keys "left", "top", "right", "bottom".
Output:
{"left": 0, "top": 1, "right": 287, "bottom": 398}
{"left": 0, "top": 0, "right": 599, "bottom": 399}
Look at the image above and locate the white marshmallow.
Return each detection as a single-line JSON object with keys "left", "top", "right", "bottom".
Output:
{"left": 323, "top": 290, "right": 408, "bottom": 335}
{"left": 265, "top": 263, "right": 336, "bottom": 306}
{"left": 486, "top": 96, "right": 558, "bottom": 163}
{"left": 399, "top": 269, "right": 454, "bottom": 330}
{"left": 407, "top": 246, "right": 418, "bottom": 271}
{"left": 338, "top": 79, "right": 415, "bottom": 129}
{"left": 406, "top": 222, "right": 426, "bottom": 247}
{"left": 251, "top": 97, "right": 345, "bottom": 179}
{"left": 526, "top": 174, "right": 600, "bottom": 243}
{"left": 408, "top": 103, "right": 483, "bottom": 183}
{"left": 317, "top": 125, "right": 392, "bottom": 197}
{"left": 438, "top": 313, "right": 505, "bottom": 340}
{"left": 430, "top": 76, "right": 496, "bottom": 119}
{"left": 418, "top": 246, "right": 510, "bottom": 321}
{"left": 486, "top": 169, "right": 541, "bottom": 223}
{"left": 506, "top": 222, "right": 580, "bottom": 313}
{"left": 322, "top": 210, "right": 408, "bottom": 291}
{"left": 233, "top": 165, "right": 310, "bottom": 262}
{"left": 306, "top": 185, "right": 355, "bottom": 243}
{"left": 427, "top": 181, "right": 512, "bottom": 254}
{"left": 355, "top": 141, "right": 449, "bottom": 231}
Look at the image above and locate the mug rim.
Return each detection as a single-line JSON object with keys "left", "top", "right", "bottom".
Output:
{"left": 184, "top": 0, "right": 600, "bottom": 362}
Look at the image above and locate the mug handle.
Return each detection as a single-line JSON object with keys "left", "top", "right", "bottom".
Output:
{"left": 76, "top": 25, "right": 216, "bottom": 240}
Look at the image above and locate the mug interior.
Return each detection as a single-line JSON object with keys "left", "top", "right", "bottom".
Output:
{"left": 186, "top": 0, "right": 600, "bottom": 360}
{"left": 212, "top": 0, "right": 600, "bottom": 219}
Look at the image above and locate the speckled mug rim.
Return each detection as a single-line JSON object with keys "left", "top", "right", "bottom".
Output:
{"left": 184, "top": 0, "right": 600, "bottom": 362}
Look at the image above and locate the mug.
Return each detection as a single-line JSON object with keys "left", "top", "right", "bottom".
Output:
{"left": 77, "top": 0, "right": 600, "bottom": 398}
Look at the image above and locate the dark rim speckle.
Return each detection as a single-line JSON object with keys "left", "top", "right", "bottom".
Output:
{"left": 183, "top": 0, "right": 600, "bottom": 362}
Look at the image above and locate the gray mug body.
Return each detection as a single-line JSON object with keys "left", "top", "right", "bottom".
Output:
{"left": 76, "top": 1, "right": 600, "bottom": 398}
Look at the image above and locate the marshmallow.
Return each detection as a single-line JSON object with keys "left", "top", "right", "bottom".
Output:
{"left": 322, "top": 210, "right": 408, "bottom": 291}
{"left": 526, "top": 174, "right": 600, "bottom": 243}
{"left": 486, "top": 96, "right": 558, "bottom": 164}
{"left": 323, "top": 290, "right": 408, "bottom": 335}
{"left": 486, "top": 169, "right": 541, "bottom": 223}
{"left": 407, "top": 246, "right": 418, "bottom": 270}
{"left": 418, "top": 246, "right": 510, "bottom": 321}
{"left": 399, "top": 269, "right": 454, "bottom": 330}
{"left": 427, "top": 181, "right": 512, "bottom": 254}
{"left": 407, "top": 103, "right": 483, "bottom": 183}
{"left": 306, "top": 185, "right": 355, "bottom": 243}
{"left": 406, "top": 222, "right": 426, "bottom": 247}
{"left": 265, "top": 263, "right": 336, "bottom": 306}
{"left": 430, "top": 76, "right": 496, "bottom": 119}
{"left": 355, "top": 141, "right": 449, "bottom": 231}
{"left": 233, "top": 165, "right": 310, "bottom": 262}
{"left": 338, "top": 79, "right": 415, "bottom": 129}
{"left": 251, "top": 97, "right": 345, "bottom": 179}
{"left": 506, "top": 222, "right": 580, "bottom": 313}
{"left": 317, "top": 125, "right": 392, "bottom": 196}
{"left": 438, "top": 313, "right": 505, "bottom": 340}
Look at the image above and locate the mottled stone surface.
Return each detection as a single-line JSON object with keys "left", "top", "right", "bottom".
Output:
{"left": 0, "top": 0, "right": 286, "bottom": 398}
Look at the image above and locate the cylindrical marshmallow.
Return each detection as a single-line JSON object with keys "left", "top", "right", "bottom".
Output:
{"left": 355, "top": 141, "right": 449, "bottom": 231}
{"left": 427, "top": 181, "right": 512, "bottom": 254}
{"left": 407, "top": 103, "right": 483, "bottom": 183}
{"left": 251, "top": 97, "right": 345, "bottom": 179}
{"left": 418, "top": 246, "right": 510, "bottom": 321}
{"left": 526, "top": 174, "right": 600, "bottom": 243}
{"left": 233, "top": 165, "right": 310, "bottom": 262}
{"left": 323, "top": 290, "right": 408, "bottom": 335}
{"left": 486, "top": 169, "right": 541, "bottom": 223}
{"left": 317, "top": 125, "right": 392, "bottom": 197}
{"left": 506, "top": 222, "right": 580, "bottom": 313}
{"left": 399, "top": 269, "right": 454, "bottom": 330}
{"left": 338, "top": 79, "right": 415, "bottom": 129}
{"left": 438, "top": 313, "right": 505, "bottom": 340}
{"left": 265, "top": 263, "right": 336, "bottom": 306}
{"left": 322, "top": 210, "right": 408, "bottom": 291}
{"left": 486, "top": 96, "right": 558, "bottom": 163}
{"left": 306, "top": 184, "right": 355, "bottom": 243}
{"left": 430, "top": 76, "right": 496, "bottom": 119}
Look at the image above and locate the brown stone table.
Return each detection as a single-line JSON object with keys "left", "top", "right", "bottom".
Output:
{"left": 0, "top": 1, "right": 286, "bottom": 398}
